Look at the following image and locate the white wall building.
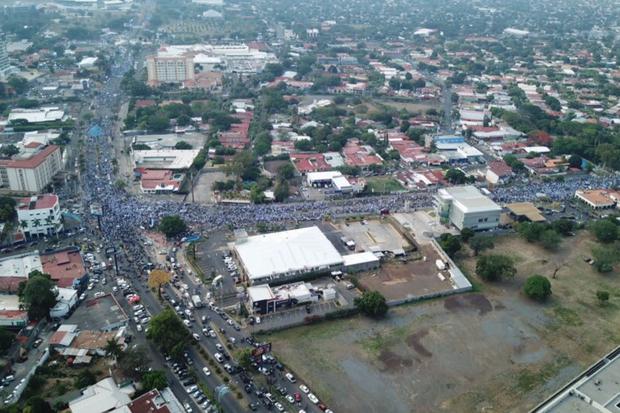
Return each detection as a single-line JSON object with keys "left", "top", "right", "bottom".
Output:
{"left": 17, "top": 194, "right": 63, "bottom": 238}
{"left": 50, "top": 287, "right": 78, "bottom": 319}
{"left": 146, "top": 44, "right": 277, "bottom": 85}
{"left": 306, "top": 171, "right": 353, "bottom": 192}
{"left": 234, "top": 226, "right": 343, "bottom": 285}
{"left": 8, "top": 107, "right": 66, "bottom": 124}
{"left": 435, "top": 185, "right": 502, "bottom": 230}
{"left": 0, "top": 145, "right": 63, "bottom": 192}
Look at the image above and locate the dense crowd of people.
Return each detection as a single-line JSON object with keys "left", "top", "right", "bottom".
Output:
{"left": 78, "top": 54, "right": 620, "bottom": 243}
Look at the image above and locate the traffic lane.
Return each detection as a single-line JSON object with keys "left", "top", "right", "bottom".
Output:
{"left": 193, "top": 305, "right": 324, "bottom": 413}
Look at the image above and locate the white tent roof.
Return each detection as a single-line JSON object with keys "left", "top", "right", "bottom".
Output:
{"left": 235, "top": 226, "right": 343, "bottom": 281}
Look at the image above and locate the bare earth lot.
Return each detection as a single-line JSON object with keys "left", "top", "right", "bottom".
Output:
{"left": 263, "top": 232, "right": 620, "bottom": 413}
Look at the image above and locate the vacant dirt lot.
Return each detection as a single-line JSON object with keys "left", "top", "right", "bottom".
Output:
{"left": 263, "top": 232, "right": 620, "bottom": 413}
{"left": 358, "top": 244, "right": 456, "bottom": 301}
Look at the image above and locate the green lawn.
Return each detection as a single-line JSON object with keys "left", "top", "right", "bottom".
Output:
{"left": 365, "top": 176, "right": 404, "bottom": 193}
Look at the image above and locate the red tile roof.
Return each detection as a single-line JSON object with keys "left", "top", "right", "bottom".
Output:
{"left": 0, "top": 277, "right": 26, "bottom": 293}
{"left": 128, "top": 390, "right": 171, "bottom": 413}
{"left": 290, "top": 153, "right": 331, "bottom": 173}
{"left": 41, "top": 249, "right": 85, "bottom": 288}
{"left": 488, "top": 160, "right": 513, "bottom": 177}
{"left": 17, "top": 194, "right": 58, "bottom": 210}
{"left": 0, "top": 145, "right": 59, "bottom": 169}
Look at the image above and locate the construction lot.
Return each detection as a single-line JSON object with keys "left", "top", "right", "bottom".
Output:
{"left": 357, "top": 243, "right": 460, "bottom": 302}
{"left": 263, "top": 231, "right": 620, "bottom": 413}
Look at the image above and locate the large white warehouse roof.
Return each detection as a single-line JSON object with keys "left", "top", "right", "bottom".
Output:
{"left": 235, "top": 226, "right": 343, "bottom": 283}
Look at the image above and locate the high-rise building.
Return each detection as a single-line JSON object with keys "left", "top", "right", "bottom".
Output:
{"left": 0, "top": 32, "right": 12, "bottom": 80}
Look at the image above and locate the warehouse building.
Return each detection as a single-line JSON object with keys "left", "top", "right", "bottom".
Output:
{"left": 234, "top": 226, "right": 344, "bottom": 285}
{"left": 435, "top": 185, "right": 501, "bottom": 230}
{"left": 342, "top": 252, "right": 380, "bottom": 273}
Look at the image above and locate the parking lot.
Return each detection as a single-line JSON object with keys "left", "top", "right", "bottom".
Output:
{"left": 70, "top": 294, "right": 128, "bottom": 332}
{"left": 333, "top": 219, "right": 411, "bottom": 253}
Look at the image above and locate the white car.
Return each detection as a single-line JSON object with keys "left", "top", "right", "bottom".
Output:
{"left": 183, "top": 319, "right": 191, "bottom": 327}
{"left": 299, "top": 384, "right": 309, "bottom": 394}
{"left": 202, "top": 367, "right": 211, "bottom": 376}
{"left": 274, "top": 402, "right": 285, "bottom": 412}
{"left": 136, "top": 324, "right": 143, "bottom": 332}
{"left": 285, "top": 372, "right": 296, "bottom": 383}
{"left": 308, "top": 393, "right": 319, "bottom": 404}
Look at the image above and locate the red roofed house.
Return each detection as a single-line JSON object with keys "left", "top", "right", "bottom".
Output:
{"left": 40, "top": 247, "right": 87, "bottom": 289}
{"left": 218, "top": 112, "right": 253, "bottom": 149}
{"left": 126, "top": 388, "right": 185, "bottom": 413}
{"left": 387, "top": 134, "right": 425, "bottom": 164}
{"left": 486, "top": 160, "right": 514, "bottom": 185}
{"left": 290, "top": 153, "right": 331, "bottom": 174}
{"left": 0, "top": 145, "right": 62, "bottom": 192}
{"left": 139, "top": 169, "right": 183, "bottom": 194}
{"left": 16, "top": 194, "right": 63, "bottom": 238}
{"left": 343, "top": 139, "right": 383, "bottom": 169}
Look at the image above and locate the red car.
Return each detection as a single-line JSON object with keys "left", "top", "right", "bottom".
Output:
{"left": 294, "top": 392, "right": 302, "bottom": 403}
{"left": 318, "top": 403, "right": 327, "bottom": 411}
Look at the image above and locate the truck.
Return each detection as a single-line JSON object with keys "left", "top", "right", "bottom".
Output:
{"left": 191, "top": 295, "right": 203, "bottom": 308}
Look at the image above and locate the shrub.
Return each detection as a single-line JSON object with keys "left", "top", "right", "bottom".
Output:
{"left": 523, "top": 275, "right": 552, "bottom": 301}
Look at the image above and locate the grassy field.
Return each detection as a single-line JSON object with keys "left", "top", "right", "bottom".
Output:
{"left": 365, "top": 176, "right": 404, "bottom": 193}
{"left": 262, "top": 231, "right": 620, "bottom": 413}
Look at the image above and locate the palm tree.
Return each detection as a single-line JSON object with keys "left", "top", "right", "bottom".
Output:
{"left": 104, "top": 338, "right": 123, "bottom": 361}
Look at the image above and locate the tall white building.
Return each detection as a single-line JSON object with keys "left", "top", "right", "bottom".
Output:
{"left": 435, "top": 185, "right": 502, "bottom": 230}
{"left": 0, "top": 144, "right": 63, "bottom": 192}
{"left": 146, "top": 44, "right": 277, "bottom": 85}
{"left": 17, "top": 194, "right": 63, "bottom": 238}
{"left": 0, "top": 32, "right": 12, "bottom": 80}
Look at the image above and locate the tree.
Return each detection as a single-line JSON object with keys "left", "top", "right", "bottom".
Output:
{"left": 460, "top": 228, "right": 475, "bottom": 243}
{"left": 517, "top": 222, "right": 545, "bottom": 242}
{"left": 119, "top": 346, "right": 149, "bottom": 380}
{"left": 74, "top": 370, "right": 96, "bottom": 389}
{"left": 147, "top": 308, "right": 190, "bottom": 360}
{"left": 476, "top": 254, "right": 516, "bottom": 282}
{"left": 0, "top": 144, "right": 19, "bottom": 157}
{"left": 158, "top": 215, "right": 187, "bottom": 238}
{"left": 236, "top": 348, "right": 253, "bottom": 369}
{"left": 540, "top": 229, "right": 562, "bottom": 250}
{"left": 277, "top": 163, "right": 295, "bottom": 180}
{"left": 590, "top": 220, "right": 618, "bottom": 243}
{"left": 142, "top": 370, "right": 167, "bottom": 390}
{"left": 148, "top": 269, "right": 171, "bottom": 298}
{"left": 354, "top": 291, "right": 388, "bottom": 318}
{"left": 146, "top": 114, "right": 169, "bottom": 132}
{"left": 21, "top": 272, "right": 57, "bottom": 320}
{"left": 8, "top": 75, "right": 29, "bottom": 95}
{"left": 592, "top": 245, "right": 617, "bottom": 273}
{"left": 250, "top": 185, "right": 265, "bottom": 204}
{"left": 596, "top": 290, "right": 610, "bottom": 306}
{"left": 0, "top": 327, "right": 14, "bottom": 356}
{"left": 552, "top": 219, "right": 575, "bottom": 236}
{"left": 523, "top": 275, "right": 552, "bottom": 301}
{"left": 274, "top": 180, "right": 290, "bottom": 202}
{"left": 0, "top": 196, "right": 17, "bottom": 222}
{"left": 568, "top": 154, "right": 582, "bottom": 169}
{"left": 444, "top": 168, "right": 467, "bottom": 184}
{"left": 175, "top": 141, "right": 193, "bottom": 149}
{"left": 104, "top": 338, "right": 123, "bottom": 360}
{"left": 469, "top": 236, "right": 495, "bottom": 256}
{"left": 438, "top": 233, "right": 461, "bottom": 258}
{"left": 22, "top": 396, "right": 53, "bottom": 413}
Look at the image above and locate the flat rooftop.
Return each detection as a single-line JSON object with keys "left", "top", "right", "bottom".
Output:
{"left": 234, "top": 226, "right": 343, "bottom": 282}
{"left": 506, "top": 202, "right": 546, "bottom": 222}
{"left": 534, "top": 347, "right": 620, "bottom": 413}
{"left": 439, "top": 185, "right": 502, "bottom": 213}
{"left": 69, "top": 294, "right": 128, "bottom": 331}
